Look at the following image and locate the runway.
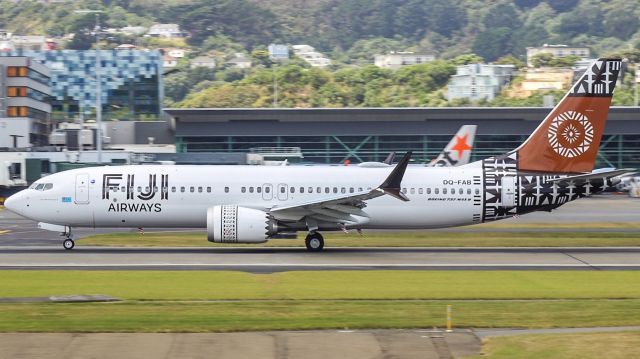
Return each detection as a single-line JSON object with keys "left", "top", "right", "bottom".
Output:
{"left": 1, "top": 195, "right": 638, "bottom": 271}
{"left": 1, "top": 247, "right": 639, "bottom": 271}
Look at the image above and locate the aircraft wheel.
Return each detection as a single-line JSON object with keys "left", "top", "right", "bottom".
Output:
{"left": 63, "top": 238, "right": 75, "bottom": 250}
{"left": 305, "top": 232, "right": 324, "bottom": 252}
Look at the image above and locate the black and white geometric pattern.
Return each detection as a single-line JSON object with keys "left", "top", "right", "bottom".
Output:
{"left": 569, "top": 59, "right": 621, "bottom": 97}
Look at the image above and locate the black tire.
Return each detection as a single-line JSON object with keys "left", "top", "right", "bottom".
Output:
{"left": 305, "top": 232, "right": 324, "bottom": 252}
{"left": 63, "top": 239, "right": 75, "bottom": 250}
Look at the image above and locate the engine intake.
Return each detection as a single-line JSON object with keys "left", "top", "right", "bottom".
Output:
{"left": 207, "top": 205, "right": 277, "bottom": 243}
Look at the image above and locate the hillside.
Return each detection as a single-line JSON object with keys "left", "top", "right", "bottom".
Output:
{"left": 0, "top": 0, "right": 638, "bottom": 108}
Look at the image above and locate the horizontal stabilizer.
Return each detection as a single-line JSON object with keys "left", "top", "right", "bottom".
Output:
{"left": 547, "top": 168, "right": 637, "bottom": 183}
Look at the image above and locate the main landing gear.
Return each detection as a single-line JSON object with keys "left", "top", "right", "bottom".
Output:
{"left": 305, "top": 232, "right": 324, "bottom": 252}
{"left": 62, "top": 228, "right": 75, "bottom": 250}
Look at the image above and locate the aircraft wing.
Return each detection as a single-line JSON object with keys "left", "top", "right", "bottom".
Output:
{"left": 269, "top": 152, "right": 412, "bottom": 225}
{"left": 547, "top": 168, "right": 637, "bottom": 183}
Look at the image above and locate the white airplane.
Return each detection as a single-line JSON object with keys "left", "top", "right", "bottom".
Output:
{"left": 5, "top": 58, "right": 634, "bottom": 251}
{"left": 428, "top": 124, "right": 477, "bottom": 167}
{"left": 363, "top": 124, "right": 476, "bottom": 167}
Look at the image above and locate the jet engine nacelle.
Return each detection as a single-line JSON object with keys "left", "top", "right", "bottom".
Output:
{"left": 207, "top": 205, "right": 277, "bottom": 243}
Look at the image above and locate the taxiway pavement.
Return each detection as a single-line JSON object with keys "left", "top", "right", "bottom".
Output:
{"left": 0, "top": 246, "right": 639, "bottom": 271}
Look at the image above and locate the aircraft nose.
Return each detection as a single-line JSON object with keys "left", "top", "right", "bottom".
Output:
{"left": 4, "top": 193, "right": 17, "bottom": 213}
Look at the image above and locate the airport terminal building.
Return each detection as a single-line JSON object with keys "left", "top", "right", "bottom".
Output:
{"left": 164, "top": 107, "right": 640, "bottom": 168}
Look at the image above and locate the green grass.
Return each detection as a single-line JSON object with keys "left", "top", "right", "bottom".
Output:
{"left": 471, "top": 331, "right": 640, "bottom": 359}
{"left": 1, "top": 300, "right": 640, "bottom": 333}
{"left": 1, "top": 271, "right": 640, "bottom": 332}
{"left": 3, "top": 271, "right": 640, "bottom": 300}
{"left": 78, "top": 230, "right": 640, "bottom": 247}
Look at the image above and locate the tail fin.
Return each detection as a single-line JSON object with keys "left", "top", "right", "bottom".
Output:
{"left": 429, "top": 125, "right": 477, "bottom": 167}
{"left": 515, "top": 58, "right": 622, "bottom": 174}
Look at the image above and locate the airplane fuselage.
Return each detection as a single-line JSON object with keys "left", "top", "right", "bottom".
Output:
{"left": 8, "top": 156, "right": 607, "bottom": 231}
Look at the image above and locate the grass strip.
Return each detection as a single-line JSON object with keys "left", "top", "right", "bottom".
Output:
{"left": 78, "top": 230, "right": 640, "bottom": 247}
{"left": 1, "top": 300, "right": 639, "bottom": 332}
{"left": 471, "top": 331, "right": 640, "bottom": 359}
{"left": 2, "top": 271, "right": 640, "bottom": 300}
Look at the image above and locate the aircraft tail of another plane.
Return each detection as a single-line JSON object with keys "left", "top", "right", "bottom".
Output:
{"left": 429, "top": 125, "right": 477, "bottom": 167}
{"left": 513, "top": 58, "right": 622, "bottom": 174}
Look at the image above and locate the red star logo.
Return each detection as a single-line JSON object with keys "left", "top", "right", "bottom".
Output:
{"left": 451, "top": 134, "right": 472, "bottom": 158}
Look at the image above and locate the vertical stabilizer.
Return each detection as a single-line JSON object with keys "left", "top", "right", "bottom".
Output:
{"left": 515, "top": 58, "right": 621, "bottom": 174}
{"left": 429, "top": 125, "right": 477, "bottom": 167}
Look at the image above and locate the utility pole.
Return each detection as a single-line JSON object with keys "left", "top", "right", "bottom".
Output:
{"left": 273, "top": 64, "right": 278, "bottom": 107}
{"left": 635, "top": 63, "right": 639, "bottom": 107}
{"left": 74, "top": 9, "right": 104, "bottom": 163}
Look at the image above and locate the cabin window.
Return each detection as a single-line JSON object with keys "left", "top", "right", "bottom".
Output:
{"left": 341, "top": 187, "right": 346, "bottom": 194}
{"left": 154, "top": 187, "right": 159, "bottom": 193}
{"left": 249, "top": 187, "right": 254, "bottom": 193}
{"left": 207, "top": 187, "right": 211, "bottom": 193}
{"left": 427, "top": 188, "right": 431, "bottom": 194}
{"left": 459, "top": 188, "right": 463, "bottom": 195}
{"left": 280, "top": 186, "right": 285, "bottom": 193}
{"left": 325, "top": 187, "right": 330, "bottom": 193}
{"left": 198, "top": 187, "right": 203, "bottom": 193}
{"left": 241, "top": 187, "right": 246, "bottom": 193}
{"left": 443, "top": 188, "right": 447, "bottom": 195}
{"left": 257, "top": 187, "right": 262, "bottom": 193}
{"left": 180, "top": 187, "right": 185, "bottom": 193}
{"left": 410, "top": 188, "right": 415, "bottom": 194}
{"left": 264, "top": 187, "right": 269, "bottom": 193}
{"left": 317, "top": 187, "right": 322, "bottom": 193}
{"left": 331, "top": 187, "right": 336, "bottom": 194}
{"left": 308, "top": 187, "right": 313, "bottom": 193}
{"left": 44, "top": 183, "right": 53, "bottom": 190}
{"left": 435, "top": 188, "right": 439, "bottom": 194}
{"left": 225, "top": 187, "right": 229, "bottom": 193}
{"left": 451, "top": 188, "right": 455, "bottom": 195}
{"left": 190, "top": 187, "right": 195, "bottom": 193}
{"left": 475, "top": 188, "right": 480, "bottom": 195}
{"left": 419, "top": 188, "right": 423, "bottom": 194}
{"left": 35, "top": 183, "right": 45, "bottom": 190}
{"left": 350, "top": 187, "right": 354, "bottom": 193}
{"left": 137, "top": 186, "right": 142, "bottom": 193}
{"left": 300, "top": 187, "right": 305, "bottom": 193}
{"left": 359, "top": 187, "right": 364, "bottom": 192}
{"left": 290, "top": 187, "right": 295, "bottom": 193}
{"left": 171, "top": 187, "right": 176, "bottom": 193}
{"left": 402, "top": 188, "right": 407, "bottom": 194}
{"left": 467, "top": 188, "right": 471, "bottom": 195}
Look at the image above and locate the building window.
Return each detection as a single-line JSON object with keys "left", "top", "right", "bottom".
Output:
{"left": 6, "top": 106, "right": 28, "bottom": 117}
{"left": 7, "top": 87, "right": 27, "bottom": 97}
{"left": 7, "top": 66, "right": 28, "bottom": 77}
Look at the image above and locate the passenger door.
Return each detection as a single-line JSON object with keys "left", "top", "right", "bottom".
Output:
{"left": 75, "top": 173, "right": 90, "bottom": 204}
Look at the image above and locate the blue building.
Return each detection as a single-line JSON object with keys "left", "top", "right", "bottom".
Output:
{"left": 447, "top": 64, "right": 515, "bottom": 102}
{"left": 0, "top": 50, "right": 163, "bottom": 122}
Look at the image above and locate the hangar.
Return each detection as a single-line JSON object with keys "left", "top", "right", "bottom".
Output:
{"left": 164, "top": 107, "right": 640, "bottom": 168}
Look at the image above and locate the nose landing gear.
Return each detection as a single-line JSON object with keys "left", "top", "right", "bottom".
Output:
{"left": 305, "top": 232, "right": 324, "bottom": 252}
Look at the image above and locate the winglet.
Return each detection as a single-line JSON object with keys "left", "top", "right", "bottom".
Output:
{"left": 378, "top": 151, "right": 412, "bottom": 201}
{"left": 383, "top": 152, "right": 396, "bottom": 165}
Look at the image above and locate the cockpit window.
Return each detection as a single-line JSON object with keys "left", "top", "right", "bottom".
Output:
{"left": 31, "top": 183, "right": 53, "bottom": 191}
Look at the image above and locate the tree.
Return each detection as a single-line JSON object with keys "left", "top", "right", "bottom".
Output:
{"left": 483, "top": 3, "right": 522, "bottom": 30}
{"left": 530, "top": 53, "right": 579, "bottom": 68}
{"left": 452, "top": 53, "right": 484, "bottom": 65}
{"left": 495, "top": 55, "right": 526, "bottom": 69}
{"left": 472, "top": 28, "right": 513, "bottom": 61}
{"left": 545, "top": 0, "right": 580, "bottom": 12}
{"left": 603, "top": 8, "right": 639, "bottom": 40}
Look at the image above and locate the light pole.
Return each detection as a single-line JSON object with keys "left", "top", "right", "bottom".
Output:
{"left": 74, "top": 9, "right": 104, "bottom": 163}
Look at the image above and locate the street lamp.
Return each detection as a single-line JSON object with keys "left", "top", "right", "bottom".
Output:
{"left": 74, "top": 9, "right": 104, "bottom": 164}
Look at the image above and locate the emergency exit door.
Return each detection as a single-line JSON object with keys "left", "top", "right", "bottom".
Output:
{"left": 501, "top": 175, "right": 517, "bottom": 207}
